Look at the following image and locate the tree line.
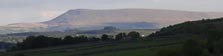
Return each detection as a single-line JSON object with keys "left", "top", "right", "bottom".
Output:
{"left": 10, "top": 31, "right": 142, "bottom": 51}
{"left": 152, "top": 18, "right": 223, "bottom": 56}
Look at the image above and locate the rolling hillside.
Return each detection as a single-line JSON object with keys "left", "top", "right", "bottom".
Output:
{"left": 149, "top": 18, "right": 223, "bottom": 38}
{"left": 2, "top": 18, "right": 223, "bottom": 56}
{"left": 0, "top": 9, "right": 223, "bottom": 34}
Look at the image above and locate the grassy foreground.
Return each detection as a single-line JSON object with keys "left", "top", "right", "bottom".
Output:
{"left": 1, "top": 39, "right": 183, "bottom": 56}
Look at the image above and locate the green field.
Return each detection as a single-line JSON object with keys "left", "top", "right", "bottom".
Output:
{"left": 1, "top": 38, "right": 184, "bottom": 56}
{"left": 91, "top": 45, "right": 180, "bottom": 56}
{"left": 0, "top": 29, "right": 171, "bottom": 56}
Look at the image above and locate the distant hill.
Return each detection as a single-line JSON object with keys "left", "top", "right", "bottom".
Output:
{"left": 148, "top": 18, "right": 223, "bottom": 38}
{"left": 0, "top": 9, "right": 223, "bottom": 34}
{"left": 44, "top": 9, "right": 223, "bottom": 28}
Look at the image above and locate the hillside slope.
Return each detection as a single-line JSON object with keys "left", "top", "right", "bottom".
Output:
{"left": 44, "top": 9, "right": 223, "bottom": 27}
{"left": 149, "top": 18, "right": 223, "bottom": 38}
{"left": 1, "top": 9, "right": 223, "bottom": 34}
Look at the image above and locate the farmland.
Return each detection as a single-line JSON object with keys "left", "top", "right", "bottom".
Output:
{"left": 0, "top": 38, "right": 183, "bottom": 56}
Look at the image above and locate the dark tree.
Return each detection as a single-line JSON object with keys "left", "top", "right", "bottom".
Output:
{"left": 14, "top": 35, "right": 64, "bottom": 50}
{"left": 101, "top": 34, "right": 110, "bottom": 41}
{"left": 89, "top": 37, "right": 100, "bottom": 42}
{"left": 115, "top": 33, "right": 126, "bottom": 40}
{"left": 182, "top": 39, "right": 203, "bottom": 56}
{"left": 127, "top": 31, "right": 141, "bottom": 40}
{"left": 63, "top": 36, "right": 75, "bottom": 44}
{"left": 74, "top": 35, "right": 89, "bottom": 43}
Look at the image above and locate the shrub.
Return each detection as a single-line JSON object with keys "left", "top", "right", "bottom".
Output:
{"left": 127, "top": 31, "right": 141, "bottom": 40}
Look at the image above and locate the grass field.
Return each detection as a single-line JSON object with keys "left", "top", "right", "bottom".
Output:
{"left": 1, "top": 38, "right": 184, "bottom": 56}
{"left": 90, "top": 45, "right": 181, "bottom": 56}
{"left": 0, "top": 29, "right": 171, "bottom": 56}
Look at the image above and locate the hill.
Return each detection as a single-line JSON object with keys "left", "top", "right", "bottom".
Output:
{"left": 148, "top": 17, "right": 223, "bottom": 38}
{"left": 0, "top": 9, "right": 223, "bottom": 34}
{"left": 3, "top": 18, "right": 223, "bottom": 56}
{"left": 147, "top": 18, "right": 223, "bottom": 56}
{"left": 43, "top": 9, "right": 223, "bottom": 30}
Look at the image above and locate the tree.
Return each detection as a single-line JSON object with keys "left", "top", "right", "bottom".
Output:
{"left": 63, "top": 36, "right": 75, "bottom": 44}
{"left": 74, "top": 35, "right": 89, "bottom": 42}
{"left": 101, "top": 34, "right": 110, "bottom": 41}
{"left": 89, "top": 37, "right": 100, "bottom": 41}
{"left": 14, "top": 35, "right": 64, "bottom": 50}
{"left": 13, "top": 35, "right": 104, "bottom": 51}
{"left": 115, "top": 33, "right": 126, "bottom": 40}
{"left": 182, "top": 39, "right": 204, "bottom": 56}
{"left": 206, "top": 28, "right": 223, "bottom": 54}
{"left": 127, "top": 31, "right": 141, "bottom": 40}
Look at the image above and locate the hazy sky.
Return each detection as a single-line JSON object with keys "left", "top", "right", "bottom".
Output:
{"left": 0, "top": 0, "right": 223, "bottom": 25}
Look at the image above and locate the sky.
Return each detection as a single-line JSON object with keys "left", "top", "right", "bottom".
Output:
{"left": 0, "top": 0, "right": 223, "bottom": 25}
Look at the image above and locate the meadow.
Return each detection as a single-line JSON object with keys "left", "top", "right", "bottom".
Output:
{"left": 1, "top": 38, "right": 183, "bottom": 56}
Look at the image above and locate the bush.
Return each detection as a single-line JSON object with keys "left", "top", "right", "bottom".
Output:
{"left": 182, "top": 39, "right": 204, "bottom": 56}
{"left": 115, "top": 33, "right": 126, "bottom": 40}
{"left": 101, "top": 34, "right": 110, "bottom": 41}
{"left": 127, "top": 31, "right": 141, "bottom": 40}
